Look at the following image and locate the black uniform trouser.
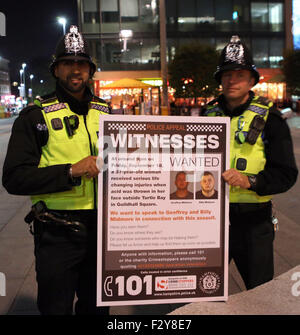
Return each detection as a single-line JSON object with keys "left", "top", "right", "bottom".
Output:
{"left": 229, "top": 201, "right": 275, "bottom": 290}
{"left": 33, "top": 210, "right": 109, "bottom": 315}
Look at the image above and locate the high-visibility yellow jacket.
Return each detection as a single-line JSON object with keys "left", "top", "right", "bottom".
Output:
{"left": 205, "top": 95, "right": 273, "bottom": 203}
{"left": 31, "top": 97, "right": 109, "bottom": 210}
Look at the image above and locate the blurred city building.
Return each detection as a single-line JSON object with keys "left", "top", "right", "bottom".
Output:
{"left": 0, "top": 57, "right": 11, "bottom": 96}
{"left": 77, "top": 0, "right": 294, "bottom": 112}
{"left": 0, "top": 57, "right": 16, "bottom": 118}
{"left": 293, "top": 0, "right": 300, "bottom": 49}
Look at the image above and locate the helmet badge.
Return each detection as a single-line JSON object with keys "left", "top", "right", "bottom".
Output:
{"left": 64, "top": 25, "right": 85, "bottom": 55}
{"left": 225, "top": 35, "right": 245, "bottom": 65}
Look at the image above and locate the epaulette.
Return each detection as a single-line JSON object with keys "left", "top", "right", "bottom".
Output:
{"left": 92, "top": 95, "right": 107, "bottom": 104}
{"left": 90, "top": 103, "right": 110, "bottom": 114}
{"left": 269, "top": 106, "right": 284, "bottom": 119}
{"left": 34, "top": 92, "right": 57, "bottom": 107}
{"left": 40, "top": 97, "right": 58, "bottom": 105}
{"left": 90, "top": 96, "right": 110, "bottom": 114}
{"left": 203, "top": 104, "right": 222, "bottom": 116}
{"left": 34, "top": 97, "right": 57, "bottom": 108}
{"left": 254, "top": 96, "right": 272, "bottom": 107}
{"left": 40, "top": 91, "right": 56, "bottom": 101}
{"left": 201, "top": 98, "right": 219, "bottom": 116}
{"left": 19, "top": 104, "right": 42, "bottom": 117}
{"left": 207, "top": 98, "right": 219, "bottom": 106}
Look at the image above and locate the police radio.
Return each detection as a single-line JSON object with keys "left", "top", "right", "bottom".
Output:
{"left": 246, "top": 115, "right": 266, "bottom": 145}
{"left": 236, "top": 158, "right": 247, "bottom": 171}
{"left": 64, "top": 115, "right": 79, "bottom": 137}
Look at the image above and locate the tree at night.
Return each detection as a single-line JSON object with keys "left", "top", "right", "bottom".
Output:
{"left": 282, "top": 49, "right": 300, "bottom": 96}
{"left": 168, "top": 44, "right": 219, "bottom": 99}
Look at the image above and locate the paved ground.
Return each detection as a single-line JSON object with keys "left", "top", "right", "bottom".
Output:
{"left": 0, "top": 115, "right": 300, "bottom": 315}
{"left": 170, "top": 265, "right": 300, "bottom": 315}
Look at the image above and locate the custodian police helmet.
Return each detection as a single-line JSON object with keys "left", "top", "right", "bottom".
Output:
{"left": 214, "top": 35, "right": 260, "bottom": 85}
{"left": 50, "top": 25, "right": 96, "bottom": 78}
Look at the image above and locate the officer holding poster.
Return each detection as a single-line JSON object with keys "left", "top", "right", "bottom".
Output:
{"left": 2, "top": 26, "right": 110, "bottom": 315}
{"left": 204, "top": 36, "right": 298, "bottom": 289}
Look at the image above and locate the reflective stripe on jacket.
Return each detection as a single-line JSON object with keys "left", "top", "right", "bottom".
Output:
{"left": 205, "top": 96, "right": 273, "bottom": 203}
{"left": 31, "top": 98, "right": 108, "bottom": 210}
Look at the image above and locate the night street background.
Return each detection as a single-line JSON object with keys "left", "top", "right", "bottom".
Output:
{"left": 1, "top": 0, "right": 300, "bottom": 317}
{"left": 1, "top": 1, "right": 77, "bottom": 94}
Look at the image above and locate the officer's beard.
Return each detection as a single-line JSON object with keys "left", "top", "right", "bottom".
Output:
{"left": 58, "top": 75, "right": 88, "bottom": 95}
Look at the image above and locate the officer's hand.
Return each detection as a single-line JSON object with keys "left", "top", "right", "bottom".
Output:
{"left": 71, "top": 156, "right": 99, "bottom": 179}
{"left": 222, "top": 168, "right": 250, "bottom": 189}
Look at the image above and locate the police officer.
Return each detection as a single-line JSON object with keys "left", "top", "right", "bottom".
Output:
{"left": 2, "top": 26, "right": 110, "bottom": 314}
{"left": 204, "top": 36, "right": 298, "bottom": 289}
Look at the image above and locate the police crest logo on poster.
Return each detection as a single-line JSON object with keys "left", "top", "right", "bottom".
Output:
{"left": 199, "top": 272, "right": 221, "bottom": 294}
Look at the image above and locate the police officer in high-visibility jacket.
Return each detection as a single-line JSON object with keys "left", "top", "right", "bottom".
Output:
{"left": 203, "top": 36, "right": 298, "bottom": 290}
{"left": 2, "top": 26, "right": 110, "bottom": 315}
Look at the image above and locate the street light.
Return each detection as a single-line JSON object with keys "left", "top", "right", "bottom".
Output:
{"left": 29, "top": 74, "right": 34, "bottom": 101}
{"left": 19, "top": 69, "right": 25, "bottom": 99}
{"left": 19, "top": 69, "right": 23, "bottom": 86}
{"left": 19, "top": 70, "right": 23, "bottom": 100}
{"left": 57, "top": 17, "right": 67, "bottom": 35}
{"left": 22, "top": 63, "right": 27, "bottom": 101}
{"left": 30, "top": 74, "right": 34, "bottom": 86}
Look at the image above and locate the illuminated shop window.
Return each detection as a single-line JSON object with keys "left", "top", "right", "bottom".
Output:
{"left": 253, "top": 82, "right": 285, "bottom": 102}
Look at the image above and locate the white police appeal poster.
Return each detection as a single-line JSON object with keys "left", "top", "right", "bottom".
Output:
{"left": 97, "top": 115, "right": 230, "bottom": 306}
